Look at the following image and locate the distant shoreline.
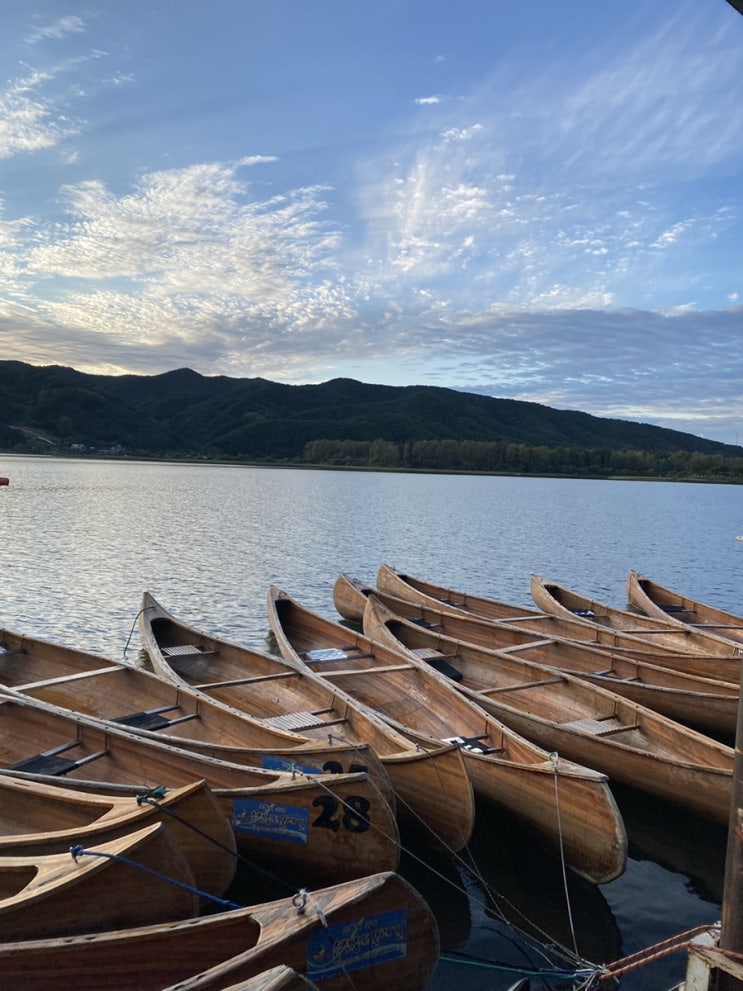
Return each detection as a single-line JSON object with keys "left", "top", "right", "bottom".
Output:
{"left": 2, "top": 450, "right": 741, "bottom": 485}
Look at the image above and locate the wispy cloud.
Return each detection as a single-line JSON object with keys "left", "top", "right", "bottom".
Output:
{"left": 1, "top": 1, "right": 742, "bottom": 442}
{"left": 24, "top": 15, "right": 86, "bottom": 47}
{"left": 0, "top": 67, "right": 81, "bottom": 158}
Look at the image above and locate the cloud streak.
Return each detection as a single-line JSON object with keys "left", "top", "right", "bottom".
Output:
{"left": 0, "top": 0, "right": 742, "bottom": 443}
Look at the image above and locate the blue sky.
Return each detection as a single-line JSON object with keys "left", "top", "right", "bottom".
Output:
{"left": 1, "top": 1, "right": 742, "bottom": 444}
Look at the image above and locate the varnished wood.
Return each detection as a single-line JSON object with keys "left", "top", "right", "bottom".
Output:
{"left": 0, "top": 821, "right": 199, "bottom": 940}
{"left": 0, "top": 871, "right": 438, "bottom": 991}
{"left": 0, "top": 692, "right": 400, "bottom": 886}
{"left": 140, "top": 592, "right": 475, "bottom": 853}
{"left": 267, "top": 585, "right": 627, "bottom": 885}
{"left": 627, "top": 570, "right": 743, "bottom": 649}
{"left": 0, "top": 625, "right": 392, "bottom": 806}
{"left": 363, "top": 594, "right": 734, "bottom": 826}
{"left": 336, "top": 574, "right": 739, "bottom": 736}
{"left": 531, "top": 574, "right": 742, "bottom": 665}
{"left": 376, "top": 564, "right": 740, "bottom": 667}
{"left": 0, "top": 774, "right": 236, "bottom": 899}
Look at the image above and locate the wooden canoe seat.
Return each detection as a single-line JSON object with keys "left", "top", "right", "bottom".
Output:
{"left": 410, "top": 618, "right": 441, "bottom": 631}
{"left": 411, "top": 648, "right": 462, "bottom": 682}
{"left": 113, "top": 705, "right": 199, "bottom": 731}
{"left": 263, "top": 709, "right": 347, "bottom": 732}
{"left": 659, "top": 604, "right": 685, "bottom": 613}
{"left": 161, "top": 644, "right": 216, "bottom": 658}
{"left": 561, "top": 717, "right": 639, "bottom": 737}
{"left": 442, "top": 734, "right": 503, "bottom": 755}
{"left": 8, "top": 741, "right": 108, "bottom": 776}
{"left": 302, "top": 648, "right": 375, "bottom": 663}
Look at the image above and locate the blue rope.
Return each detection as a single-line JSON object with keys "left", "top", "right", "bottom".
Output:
{"left": 69, "top": 844, "right": 242, "bottom": 911}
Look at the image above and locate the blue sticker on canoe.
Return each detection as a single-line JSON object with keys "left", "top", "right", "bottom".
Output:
{"left": 262, "top": 754, "right": 321, "bottom": 776}
{"left": 231, "top": 799, "right": 309, "bottom": 844}
{"left": 306, "top": 908, "right": 408, "bottom": 979}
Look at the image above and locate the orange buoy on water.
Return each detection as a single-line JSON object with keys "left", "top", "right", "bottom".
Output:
{"left": 0, "top": 477, "right": 9, "bottom": 486}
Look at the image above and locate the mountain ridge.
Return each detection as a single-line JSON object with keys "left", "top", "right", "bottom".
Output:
{"left": 0, "top": 360, "right": 739, "bottom": 461}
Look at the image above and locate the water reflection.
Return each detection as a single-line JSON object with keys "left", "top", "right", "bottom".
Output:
{"left": 2, "top": 456, "right": 740, "bottom": 990}
{"left": 612, "top": 783, "right": 725, "bottom": 907}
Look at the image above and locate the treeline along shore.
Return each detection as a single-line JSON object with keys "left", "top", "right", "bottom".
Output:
{"left": 303, "top": 438, "right": 743, "bottom": 481}
{"left": 2, "top": 360, "right": 742, "bottom": 482}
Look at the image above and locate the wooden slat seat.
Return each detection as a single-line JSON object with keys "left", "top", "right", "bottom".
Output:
{"left": 561, "top": 717, "right": 639, "bottom": 737}
{"left": 302, "top": 648, "right": 375, "bottom": 663}
{"left": 161, "top": 644, "right": 216, "bottom": 658}
{"left": 411, "top": 648, "right": 463, "bottom": 681}
{"left": 263, "top": 709, "right": 346, "bottom": 732}
{"left": 410, "top": 618, "right": 441, "bottom": 631}
{"left": 442, "top": 734, "right": 503, "bottom": 755}
{"left": 112, "top": 704, "right": 200, "bottom": 731}
{"left": 494, "top": 639, "right": 556, "bottom": 653}
{"left": 8, "top": 741, "right": 108, "bottom": 776}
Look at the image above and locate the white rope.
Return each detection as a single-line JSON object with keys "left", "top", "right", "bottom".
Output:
{"left": 550, "top": 751, "right": 579, "bottom": 958}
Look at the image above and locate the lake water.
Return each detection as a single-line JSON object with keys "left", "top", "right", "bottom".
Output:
{"left": 2, "top": 454, "right": 742, "bottom": 989}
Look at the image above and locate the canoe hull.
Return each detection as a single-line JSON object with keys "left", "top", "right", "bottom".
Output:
{"left": 0, "top": 692, "right": 401, "bottom": 886}
{"left": 626, "top": 570, "right": 743, "bottom": 650}
{"left": 0, "top": 822, "right": 199, "bottom": 940}
{"left": 0, "top": 626, "right": 392, "bottom": 804}
{"left": 269, "top": 586, "right": 627, "bottom": 885}
{"left": 340, "top": 574, "right": 739, "bottom": 736}
{"left": 0, "top": 774, "right": 236, "bottom": 899}
{"left": 0, "top": 871, "right": 438, "bottom": 991}
{"left": 462, "top": 688, "right": 732, "bottom": 824}
{"left": 531, "top": 574, "right": 742, "bottom": 663}
{"left": 363, "top": 593, "right": 733, "bottom": 826}
{"left": 140, "top": 592, "right": 474, "bottom": 852}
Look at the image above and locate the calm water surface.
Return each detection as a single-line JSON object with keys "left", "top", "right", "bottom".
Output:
{"left": 2, "top": 454, "right": 742, "bottom": 989}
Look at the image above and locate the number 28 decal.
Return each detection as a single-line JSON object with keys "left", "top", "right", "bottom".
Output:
{"left": 311, "top": 795, "right": 371, "bottom": 833}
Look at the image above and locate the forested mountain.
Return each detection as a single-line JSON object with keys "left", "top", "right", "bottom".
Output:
{"left": 1, "top": 361, "right": 740, "bottom": 474}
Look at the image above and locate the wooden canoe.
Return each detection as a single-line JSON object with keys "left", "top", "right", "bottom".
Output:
{"left": 0, "top": 691, "right": 401, "bottom": 885}
{"left": 626, "top": 570, "right": 743, "bottom": 649}
{"left": 335, "top": 575, "right": 739, "bottom": 737}
{"left": 531, "top": 574, "right": 743, "bottom": 667}
{"left": 0, "top": 870, "right": 438, "bottom": 991}
{"left": 140, "top": 592, "right": 475, "bottom": 852}
{"left": 0, "top": 774, "right": 236, "bottom": 899}
{"left": 0, "top": 625, "right": 392, "bottom": 806}
{"left": 363, "top": 593, "right": 734, "bottom": 825}
{"left": 375, "top": 567, "right": 727, "bottom": 675}
{"left": 0, "top": 820, "right": 200, "bottom": 940}
{"left": 267, "top": 586, "right": 627, "bottom": 885}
